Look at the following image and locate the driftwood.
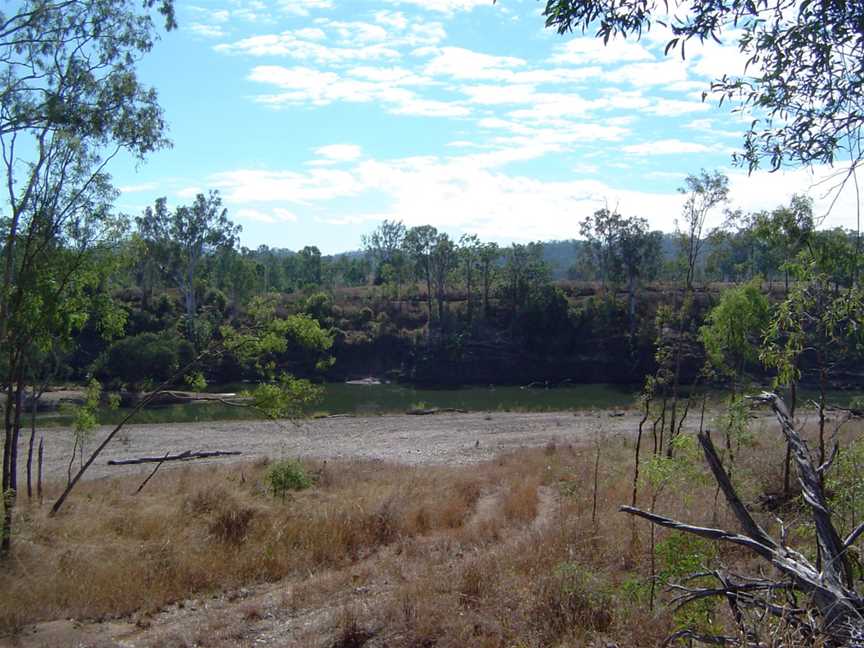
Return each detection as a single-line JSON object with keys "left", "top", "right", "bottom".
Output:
{"left": 124, "top": 390, "right": 252, "bottom": 407}
{"left": 406, "top": 407, "right": 469, "bottom": 415}
{"left": 108, "top": 450, "right": 242, "bottom": 466}
{"left": 621, "top": 391, "right": 864, "bottom": 646}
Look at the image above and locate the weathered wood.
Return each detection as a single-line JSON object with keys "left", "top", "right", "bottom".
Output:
{"left": 108, "top": 450, "right": 242, "bottom": 466}
{"left": 750, "top": 392, "right": 854, "bottom": 589}
{"left": 406, "top": 407, "right": 468, "bottom": 415}
{"left": 134, "top": 451, "right": 171, "bottom": 494}
{"left": 621, "top": 392, "right": 864, "bottom": 645}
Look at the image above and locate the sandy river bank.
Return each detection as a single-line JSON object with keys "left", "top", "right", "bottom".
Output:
{"left": 19, "top": 410, "right": 657, "bottom": 484}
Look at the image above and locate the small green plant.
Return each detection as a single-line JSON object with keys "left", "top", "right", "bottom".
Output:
{"left": 656, "top": 531, "right": 718, "bottom": 632}
{"left": 620, "top": 574, "right": 651, "bottom": 605}
{"left": 266, "top": 459, "right": 312, "bottom": 499}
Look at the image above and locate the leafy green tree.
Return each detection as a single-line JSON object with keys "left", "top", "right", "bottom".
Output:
{"left": 298, "top": 246, "right": 322, "bottom": 287}
{"left": 580, "top": 209, "right": 661, "bottom": 335}
{"left": 363, "top": 220, "right": 407, "bottom": 283}
{"left": 500, "top": 242, "right": 551, "bottom": 325}
{"left": 0, "top": 0, "right": 175, "bottom": 554}
{"left": 749, "top": 196, "right": 815, "bottom": 292}
{"left": 213, "top": 248, "right": 260, "bottom": 313}
{"left": 96, "top": 332, "right": 194, "bottom": 390}
{"left": 578, "top": 208, "right": 622, "bottom": 288}
{"left": 136, "top": 191, "right": 240, "bottom": 341}
{"left": 430, "top": 233, "right": 458, "bottom": 328}
{"left": 458, "top": 234, "right": 482, "bottom": 323}
{"left": 676, "top": 171, "right": 729, "bottom": 290}
{"left": 478, "top": 241, "right": 501, "bottom": 318}
{"left": 700, "top": 279, "right": 770, "bottom": 390}
{"left": 404, "top": 225, "right": 439, "bottom": 326}
{"left": 808, "top": 228, "right": 861, "bottom": 290}
{"left": 224, "top": 296, "right": 334, "bottom": 381}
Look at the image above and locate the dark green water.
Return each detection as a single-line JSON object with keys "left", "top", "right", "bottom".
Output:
{"left": 36, "top": 383, "right": 863, "bottom": 426}
{"left": 38, "top": 383, "right": 640, "bottom": 426}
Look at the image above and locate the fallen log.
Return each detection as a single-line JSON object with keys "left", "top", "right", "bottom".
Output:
{"left": 406, "top": 407, "right": 469, "bottom": 415}
{"left": 108, "top": 450, "right": 242, "bottom": 466}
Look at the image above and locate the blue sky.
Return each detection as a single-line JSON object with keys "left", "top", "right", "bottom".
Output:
{"left": 112, "top": 0, "right": 860, "bottom": 254}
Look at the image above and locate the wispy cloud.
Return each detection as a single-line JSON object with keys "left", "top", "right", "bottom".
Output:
{"left": 623, "top": 139, "right": 715, "bottom": 155}
{"left": 382, "top": 0, "right": 491, "bottom": 14}
{"left": 312, "top": 144, "right": 364, "bottom": 163}
{"left": 235, "top": 207, "right": 297, "bottom": 223}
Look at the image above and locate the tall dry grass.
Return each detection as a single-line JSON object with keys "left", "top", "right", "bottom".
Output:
{"left": 3, "top": 413, "right": 858, "bottom": 646}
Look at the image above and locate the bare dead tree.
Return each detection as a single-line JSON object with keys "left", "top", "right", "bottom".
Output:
{"left": 622, "top": 392, "right": 864, "bottom": 646}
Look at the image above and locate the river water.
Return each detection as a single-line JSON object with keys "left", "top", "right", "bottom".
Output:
{"left": 38, "top": 382, "right": 863, "bottom": 426}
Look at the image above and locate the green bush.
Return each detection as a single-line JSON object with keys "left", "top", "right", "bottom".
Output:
{"left": 95, "top": 332, "right": 194, "bottom": 389}
{"left": 266, "top": 459, "right": 312, "bottom": 498}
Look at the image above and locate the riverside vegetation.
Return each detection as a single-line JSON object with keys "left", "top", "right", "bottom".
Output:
{"left": 3, "top": 0, "right": 864, "bottom": 646}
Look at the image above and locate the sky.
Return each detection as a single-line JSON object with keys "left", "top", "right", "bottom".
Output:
{"left": 111, "top": 0, "right": 862, "bottom": 255}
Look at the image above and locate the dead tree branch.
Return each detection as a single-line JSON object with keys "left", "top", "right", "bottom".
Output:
{"left": 620, "top": 391, "right": 864, "bottom": 645}
{"left": 109, "top": 450, "right": 242, "bottom": 466}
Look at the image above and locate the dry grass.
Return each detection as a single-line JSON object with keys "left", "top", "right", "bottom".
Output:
{"left": 2, "top": 413, "right": 860, "bottom": 647}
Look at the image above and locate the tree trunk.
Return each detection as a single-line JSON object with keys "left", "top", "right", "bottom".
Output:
{"left": 37, "top": 437, "right": 44, "bottom": 505}
{"left": 26, "top": 386, "right": 38, "bottom": 499}
{"left": 627, "top": 271, "right": 638, "bottom": 338}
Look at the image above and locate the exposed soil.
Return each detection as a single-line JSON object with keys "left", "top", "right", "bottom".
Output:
{"left": 22, "top": 410, "right": 649, "bottom": 485}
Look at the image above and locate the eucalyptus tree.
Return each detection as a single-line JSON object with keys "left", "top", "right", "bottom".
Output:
{"left": 136, "top": 192, "right": 240, "bottom": 343}
{"left": 298, "top": 245, "right": 322, "bottom": 287}
{"left": 362, "top": 220, "right": 408, "bottom": 301}
{"left": 500, "top": 242, "right": 550, "bottom": 325}
{"left": 578, "top": 207, "right": 622, "bottom": 289}
{"left": 478, "top": 241, "right": 501, "bottom": 318}
{"left": 749, "top": 195, "right": 815, "bottom": 293}
{"left": 430, "top": 233, "right": 458, "bottom": 328}
{"left": 404, "top": 225, "right": 438, "bottom": 325}
{"left": 458, "top": 234, "right": 482, "bottom": 322}
{"left": 580, "top": 209, "right": 661, "bottom": 335}
{"left": 0, "top": 0, "right": 175, "bottom": 554}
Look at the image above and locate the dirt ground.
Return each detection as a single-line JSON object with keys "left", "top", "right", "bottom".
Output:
{"left": 21, "top": 410, "right": 646, "bottom": 485}
{"left": 6, "top": 408, "right": 782, "bottom": 648}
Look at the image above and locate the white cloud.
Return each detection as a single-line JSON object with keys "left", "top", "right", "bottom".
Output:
{"left": 608, "top": 59, "right": 689, "bottom": 87}
{"left": 212, "top": 168, "right": 364, "bottom": 203}
{"left": 235, "top": 207, "right": 298, "bottom": 223}
{"left": 313, "top": 144, "right": 363, "bottom": 162}
{"left": 216, "top": 15, "right": 445, "bottom": 62}
{"left": 726, "top": 165, "right": 863, "bottom": 230}
{"left": 552, "top": 37, "right": 654, "bottom": 65}
{"left": 382, "top": 0, "right": 490, "bottom": 14}
{"left": 188, "top": 22, "right": 227, "bottom": 39}
{"left": 685, "top": 118, "right": 744, "bottom": 138}
{"left": 248, "top": 65, "right": 470, "bottom": 117}
{"left": 374, "top": 10, "right": 408, "bottom": 30}
{"left": 277, "top": 0, "right": 334, "bottom": 16}
{"left": 423, "top": 46, "right": 526, "bottom": 80}
{"left": 646, "top": 98, "right": 711, "bottom": 116}
{"left": 217, "top": 33, "right": 402, "bottom": 62}
{"left": 622, "top": 139, "right": 714, "bottom": 155}
{"left": 462, "top": 83, "right": 538, "bottom": 105}
{"left": 347, "top": 66, "right": 432, "bottom": 85}
{"left": 118, "top": 182, "right": 159, "bottom": 194}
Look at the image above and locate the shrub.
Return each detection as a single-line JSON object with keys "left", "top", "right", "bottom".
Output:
{"left": 266, "top": 459, "right": 312, "bottom": 498}
{"left": 95, "top": 332, "right": 194, "bottom": 389}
